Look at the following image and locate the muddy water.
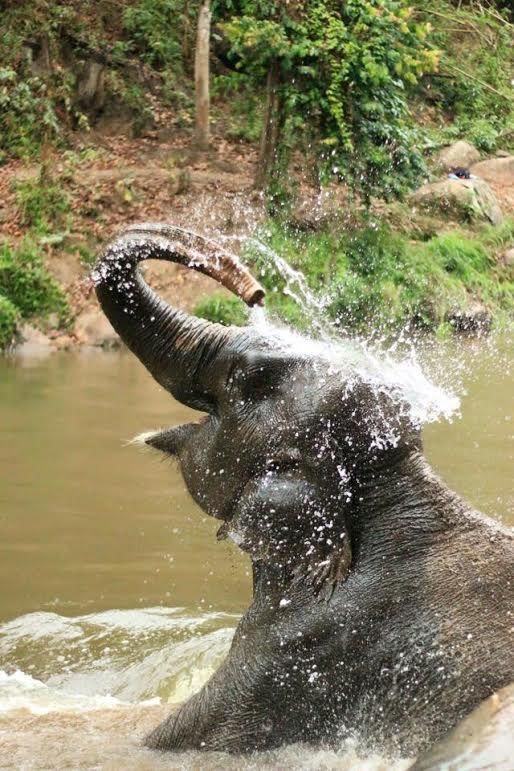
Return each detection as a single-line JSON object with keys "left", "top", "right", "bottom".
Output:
{"left": 0, "top": 340, "right": 512, "bottom": 769}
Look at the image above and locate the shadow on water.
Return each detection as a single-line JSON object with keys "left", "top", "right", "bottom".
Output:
{"left": 0, "top": 336, "right": 512, "bottom": 768}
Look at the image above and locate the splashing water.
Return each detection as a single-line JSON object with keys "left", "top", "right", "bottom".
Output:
{"left": 0, "top": 609, "right": 412, "bottom": 770}
{"left": 240, "top": 237, "right": 461, "bottom": 430}
{"left": 249, "top": 237, "right": 332, "bottom": 335}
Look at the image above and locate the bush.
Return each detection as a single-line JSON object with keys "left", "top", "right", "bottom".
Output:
{"left": 0, "top": 241, "right": 69, "bottom": 323}
{"left": 0, "top": 295, "right": 21, "bottom": 350}
{"left": 418, "top": 1, "right": 514, "bottom": 154}
{"left": 15, "top": 169, "right": 70, "bottom": 231}
{"left": 0, "top": 67, "right": 62, "bottom": 160}
{"left": 123, "top": 0, "right": 195, "bottom": 71}
{"left": 219, "top": 0, "right": 438, "bottom": 199}
{"left": 231, "top": 218, "right": 514, "bottom": 333}
{"left": 194, "top": 293, "right": 248, "bottom": 326}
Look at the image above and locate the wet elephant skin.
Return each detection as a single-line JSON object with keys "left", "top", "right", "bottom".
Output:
{"left": 93, "top": 226, "right": 514, "bottom": 757}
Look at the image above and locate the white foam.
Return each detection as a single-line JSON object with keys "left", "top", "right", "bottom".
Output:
{"left": 0, "top": 670, "right": 130, "bottom": 715}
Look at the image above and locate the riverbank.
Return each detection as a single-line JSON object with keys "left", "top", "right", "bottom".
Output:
{"left": 1, "top": 0, "right": 513, "bottom": 351}
{"left": 1, "top": 135, "right": 513, "bottom": 354}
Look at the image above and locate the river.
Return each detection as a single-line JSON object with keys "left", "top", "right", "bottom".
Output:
{"left": 0, "top": 338, "right": 512, "bottom": 769}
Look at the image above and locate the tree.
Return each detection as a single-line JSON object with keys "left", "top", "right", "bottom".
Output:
{"left": 194, "top": 0, "right": 211, "bottom": 150}
{"left": 219, "top": 1, "right": 439, "bottom": 199}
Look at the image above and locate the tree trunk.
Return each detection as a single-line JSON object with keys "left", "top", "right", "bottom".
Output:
{"left": 255, "top": 60, "right": 283, "bottom": 189}
{"left": 29, "top": 35, "right": 52, "bottom": 77}
{"left": 77, "top": 60, "right": 106, "bottom": 113}
{"left": 194, "top": 0, "right": 211, "bottom": 150}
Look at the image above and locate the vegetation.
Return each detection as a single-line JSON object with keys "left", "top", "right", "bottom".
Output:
{"left": 196, "top": 218, "right": 514, "bottom": 332}
{"left": 0, "top": 166, "right": 70, "bottom": 348}
{"left": 0, "top": 240, "right": 69, "bottom": 328}
{"left": 0, "top": 1, "right": 513, "bottom": 347}
{"left": 0, "top": 295, "right": 21, "bottom": 350}
{"left": 195, "top": 293, "right": 249, "bottom": 326}
{"left": 220, "top": 0, "right": 438, "bottom": 198}
{"left": 1, "top": 1, "right": 512, "bottom": 171}
{"left": 14, "top": 168, "right": 70, "bottom": 231}
{"left": 417, "top": 0, "right": 514, "bottom": 155}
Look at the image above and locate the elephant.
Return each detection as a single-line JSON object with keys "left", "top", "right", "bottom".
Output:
{"left": 93, "top": 224, "right": 514, "bottom": 758}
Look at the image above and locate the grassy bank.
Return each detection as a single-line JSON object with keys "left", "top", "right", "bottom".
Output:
{"left": 196, "top": 218, "right": 514, "bottom": 334}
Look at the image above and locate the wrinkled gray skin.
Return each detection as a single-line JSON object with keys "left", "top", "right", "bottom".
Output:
{"left": 94, "top": 227, "right": 514, "bottom": 758}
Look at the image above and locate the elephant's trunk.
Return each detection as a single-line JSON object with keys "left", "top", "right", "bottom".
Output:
{"left": 92, "top": 223, "right": 264, "bottom": 412}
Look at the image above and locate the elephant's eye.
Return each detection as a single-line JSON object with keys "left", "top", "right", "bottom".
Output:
{"left": 230, "top": 353, "right": 292, "bottom": 402}
{"left": 241, "top": 367, "right": 285, "bottom": 399}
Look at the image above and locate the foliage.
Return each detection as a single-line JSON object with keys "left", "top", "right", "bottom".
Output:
{"left": 0, "top": 295, "right": 21, "bottom": 351}
{"left": 195, "top": 293, "right": 249, "bottom": 326}
{"left": 0, "top": 67, "right": 63, "bottom": 160}
{"left": 196, "top": 218, "right": 514, "bottom": 332}
{"left": 212, "top": 74, "right": 264, "bottom": 142}
{"left": 418, "top": 1, "right": 514, "bottom": 153}
{"left": 122, "top": 0, "right": 196, "bottom": 71}
{"left": 217, "top": 0, "right": 439, "bottom": 199}
{"left": 14, "top": 168, "right": 70, "bottom": 232}
{"left": 0, "top": 240, "right": 69, "bottom": 324}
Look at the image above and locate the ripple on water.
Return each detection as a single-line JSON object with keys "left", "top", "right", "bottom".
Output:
{"left": 0, "top": 607, "right": 237, "bottom": 705}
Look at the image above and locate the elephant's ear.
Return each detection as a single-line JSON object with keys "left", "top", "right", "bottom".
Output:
{"left": 296, "top": 530, "right": 352, "bottom": 601}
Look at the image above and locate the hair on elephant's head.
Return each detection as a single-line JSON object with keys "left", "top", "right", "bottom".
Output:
{"left": 93, "top": 225, "right": 421, "bottom": 595}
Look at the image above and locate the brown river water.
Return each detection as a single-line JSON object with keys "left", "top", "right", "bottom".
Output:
{"left": 0, "top": 337, "right": 512, "bottom": 769}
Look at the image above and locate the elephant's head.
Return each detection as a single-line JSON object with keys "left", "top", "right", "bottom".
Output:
{"left": 94, "top": 225, "right": 421, "bottom": 595}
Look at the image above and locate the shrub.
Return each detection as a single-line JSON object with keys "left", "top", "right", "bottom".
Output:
{"left": 0, "top": 241, "right": 69, "bottom": 323}
{"left": 14, "top": 169, "right": 70, "bottom": 231}
{"left": 0, "top": 295, "right": 21, "bottom": 350}
{"left": 219, "top": 0, "right": 438, "bottom": 198}
{"left": 417, "top": 1, "right": 514, "bottom": 154}
{"left": 123, "top": 0, "right": 195, "bottom": 71}
{"left": 231, "top": 218, "right": 514, "bottom": 333}
{"left": 194, "top": 293, "right": 248, "bottom": 326}
{"left": 0, "top": 68, "right": 62, "bottom": 159}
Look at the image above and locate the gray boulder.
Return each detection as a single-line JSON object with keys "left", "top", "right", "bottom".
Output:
{"left": 446, "top": 301, "right": 492, "bottom": 334}
{"left": 434, "top": 141, "right": 480, "bottom": 172}
{"left": 15, "top": 324, "right": 54, "bottom": 359}
{"left": 410, "top": 178, "right": 503, "bottom": 225}
{"left": 470, "top": 156, "right": 514, "bottom": 185}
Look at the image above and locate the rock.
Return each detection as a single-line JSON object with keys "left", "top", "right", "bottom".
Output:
{"left": 446, "top": 301, "right": 492, "bottom": 335}
{"left": 15, "top": 324, "right": 53, "bottom": 359}
{"left": 74, "top": 308, "right": 120, "bottom": 348}
{"left": 434, "top": 141, "right": 480, "bottom": 172}
{"left": 410, "top": 178, "right": 503, "bottom": 225}
{"left": 470, "top": 156, "right": 514, "bottom": 185}
{"left": 52, "top": 334, "right": 75, "bottom": 351}
{"left": 20, "top": 324, "right": 51, "bottom": 347}
{"left": 410, "top": 683, "right": 514, "bottom": 770}
{"left": 45, "top": 312, "right": 60, "bottom": 330}
{"left": 501, "top": 247, "right": 514, "bottom": 267}
{"left": 290, "top": 189, "right": 347, "bottom": 231}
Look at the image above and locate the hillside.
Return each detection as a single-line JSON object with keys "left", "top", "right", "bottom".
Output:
{"left": 0, "top": 0, "right": 513, "bottom": 350}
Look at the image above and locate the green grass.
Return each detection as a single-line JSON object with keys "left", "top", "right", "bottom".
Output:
{"left": 194, "top": 218, "right": 514, "bottom": 333}
{"left": 0, "top": 240, "right": 69, "bottom": 349}
{"left": 0, "top": 295, "right": 20, "bottom": 350}
{"left": 14, "top": 169, "right": 70, "bottom": 232}
{"left": 195, "top": 293, "right": 249, "bottom": 326}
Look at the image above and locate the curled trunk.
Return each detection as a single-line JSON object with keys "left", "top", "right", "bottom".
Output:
{"left": 93, "top": 223, "right": 264, "bottom": 412}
